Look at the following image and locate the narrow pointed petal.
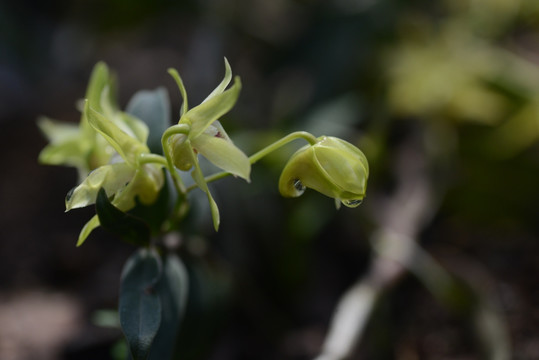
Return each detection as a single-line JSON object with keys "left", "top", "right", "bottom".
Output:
{"left": 193, "top": 133, "right": 251, "bottom": 181}
{"left": 85, "top": 62, "right": 111, "bottom": 113}
{"left": 184, "top": 76, "right": 241, "bottom": 139}
{"left": 192, "top": 166, "right": 220, "bottom": 231}
{"left": 186, "top": 146, "right": 220, "bottom": 230}
{"left": 202, "top": 58, "right": 232, "bottom": 103}
{"left": 121, "top": 112, "right": 150, "bottom": 144}
{"left": 99, "top": 86, "right": 150, "bottom": 144}
{"left": 168, "top": 68, "right": 189, "bottom": 116}
{"left": 37, "top": 117, "right": 80, "bottom": 143}
{"left": 85, "top": 101, "right": 149, "bottom": 166}
{"left": 76, "top": 215, "right": 100, "bottom": 247}
{"left": 38, "top": 139, "right": 90, "bottom": 169}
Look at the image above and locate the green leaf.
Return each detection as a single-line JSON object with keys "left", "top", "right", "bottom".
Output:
{"left": 120, "top": 248, "right": 163, "bottom": 360}
{"left": 148, "top": 254, "right": 189, "bottom": 360}
{"left": 96, "top": 188, "right": 151, "bottom": 247}
{"left": 126, "top": 88, "right": 172, "bottom": 154}
{"left": 173, "top": 256, "right": 232, "bottom": 359}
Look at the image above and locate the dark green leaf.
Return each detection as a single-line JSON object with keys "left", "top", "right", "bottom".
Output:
{"left": 173, "top": 256, "right": 233, "bottom": 360}
{"left": 96, "top": 188, "right": 151, "bottom": 246}
{"left": 148, "top": 253, "right": 189, "bottom": 360}
{"left": 126, "top": 87, "right": 171, "bottom": 154}
{"left": 120, "top": 248, "right": 163, "bottom": 360}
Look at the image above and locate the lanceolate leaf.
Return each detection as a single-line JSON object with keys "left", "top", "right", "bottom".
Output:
{"left": 95, "top": 188, "right": 151, "bottom": 247}
{"left": 148, "top": 253, "right": 189, "bottom": 360}
{"left": 120, "top": 249, "right": 163, "bottom": 360}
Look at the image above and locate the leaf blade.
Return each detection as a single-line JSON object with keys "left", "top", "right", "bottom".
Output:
{"left": 119, "top": 249, "right": 163, "bottom": 360}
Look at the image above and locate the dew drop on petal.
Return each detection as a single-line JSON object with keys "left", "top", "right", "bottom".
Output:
{"left": 342, "top": 199, "right": 363, "bottom": 208}
{"left": 293, "top": 178, "right": 306, "bottom": 195}
{"left": 294, "top": 179, "right": 306, "bottom": 191}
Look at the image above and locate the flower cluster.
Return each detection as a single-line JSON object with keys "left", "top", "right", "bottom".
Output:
{"left": 39, "top": 59, "right": 369, "bottom": 246}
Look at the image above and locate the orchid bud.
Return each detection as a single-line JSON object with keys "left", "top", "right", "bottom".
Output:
{"left": 279, "top": 136, "right": 369, "bottom": 208}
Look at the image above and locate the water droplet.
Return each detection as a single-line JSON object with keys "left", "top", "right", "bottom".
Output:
{"left": 290, "top": 178, "right": 306, "bottom": 196}
{"left": 66, "top": 186, "right": 76, "bottom": 202}
{"left": 293, "top": 179, "right": 306, "bottom": 192}
{"left": 342, "top": 199, "right": 363, "bottom": 208}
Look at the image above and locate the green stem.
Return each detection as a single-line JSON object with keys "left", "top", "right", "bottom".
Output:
{"left": 186, "top": 131, "right": 318, "bottom": 192}
{"left": 161, "top": 124, "right": 191, "bottom": 195}
{"left": 137, "top": 153, "right": 168, "bottom": 166}
{"left": 249, "top": 131, "right": 317, "bottom": 164}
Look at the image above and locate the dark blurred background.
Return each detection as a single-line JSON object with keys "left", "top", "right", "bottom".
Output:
{"left": 2, "top": 0, "right": 539, "bottom": 359}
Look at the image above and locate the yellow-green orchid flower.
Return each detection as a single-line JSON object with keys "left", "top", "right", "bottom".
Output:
{"left": 38, "top": 62, "right": 148, "bottom": 181}
{"left": 164, "top": 59, "right": 250, "bottom": 230}
{"left": 279, "top": 136, "right": 369, "bottom": 208}
{"left": 66, "top": 102, "right": 164, "bottom": 246}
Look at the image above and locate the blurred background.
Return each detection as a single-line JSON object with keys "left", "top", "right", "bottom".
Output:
{"left": 2, "top": 0, "right": 539, "bottom": 359}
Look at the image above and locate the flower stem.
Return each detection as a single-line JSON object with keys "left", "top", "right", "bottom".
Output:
{"left": 137, "top": 153, "right": 168, "bottom": 166}
{"left": 185, "top": 131, "right": 318, "bottom": 192}
{"left": 248, "top": 131, "right": 317, "bottom": 164}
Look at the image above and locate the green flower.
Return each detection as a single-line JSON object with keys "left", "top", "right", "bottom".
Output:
{"left": 66, "top": 102, "right": 164, "bottom": 246}
{"left": 279, "top": 136, "right": 369, "bottom": 208}
{"left": 164, "top": 59, "right": 250, "bottom": 230}
{"left": 168, "top": 59, "right": 250, "bottom": 180}
{"left": 38, "top": 62, "right": 148, "bottom": 180}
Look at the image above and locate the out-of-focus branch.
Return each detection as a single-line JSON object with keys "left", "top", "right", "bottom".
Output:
{"left": 315, "top": 131, "right": 434, "bottom": 360}
{"left": 314, "top": 128, "right": 510, "bottom": 360}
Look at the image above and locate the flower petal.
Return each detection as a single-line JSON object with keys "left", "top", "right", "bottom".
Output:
{"left": 100, "top": 86, "right": 150, "bottom": 144}
{"left": 183, "top": 144, "right": 220, "bottom": 230}
{"left": 314, "top": 143, "right": 368, "bottom": 197}
{"left": 183, "top": 76, "right": 242, "bottom": 139}
{"left": 85, "top": 62, "right": 114, "bottom": 113}
{"left": 66, "top": 163, "right": 135, "bottom": 211}
{"left": 168, "top": 68, "right": 189, "bottom": 115}
{"left": 85, "top": 101, "right": 149, "bottom": 166}
{"left": 193, "top": 133, "right": 251, "bottom": 181}
{"left": 191, "top": 162, "right": 220, "bottom": 231}
{"left": 201, "top": 58, "right": 232, "bottom": 103}
{"left": 37, "top": 117, "right": 80, "bottom": 143}
{"left": 76, "top": 215, "right": 100, "bottom": 247}
{"left": 38, "top": 139, "right": 90, "bottom": 169}
{"left": 112, "top": 164, "right": 165, "bottom": 212}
